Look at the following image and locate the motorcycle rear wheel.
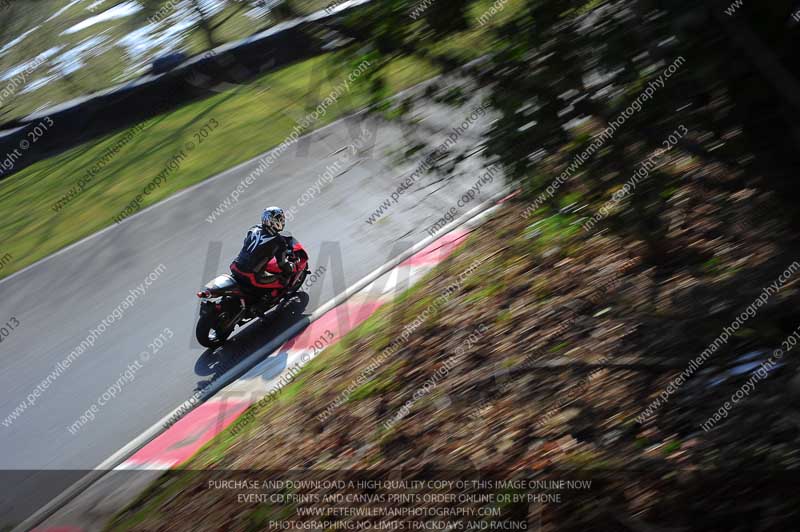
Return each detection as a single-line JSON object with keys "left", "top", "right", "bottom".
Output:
{"left": 195, "top": 314, "right": 231, "bottom": 348}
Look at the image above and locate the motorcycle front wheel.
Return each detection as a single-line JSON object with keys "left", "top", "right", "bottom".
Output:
{"left": 289, "top": 268, "right": 309, "bottom": 295}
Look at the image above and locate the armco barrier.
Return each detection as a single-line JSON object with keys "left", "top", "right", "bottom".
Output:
{"left": 0, "top": 0, "right": 370, "bottom": 180}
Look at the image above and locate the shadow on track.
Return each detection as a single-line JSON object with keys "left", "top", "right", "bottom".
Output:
{"left": 192, "top": 292, "right": 311, "bottom": 392}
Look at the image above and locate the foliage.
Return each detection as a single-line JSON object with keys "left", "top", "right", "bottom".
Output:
{"left": 314, "top": 0, "right": 800, "bottom": 264}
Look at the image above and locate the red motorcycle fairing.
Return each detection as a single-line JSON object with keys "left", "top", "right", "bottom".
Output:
{"left": 262, "top": 241, "right": 308, "bottom": 296}
{"left": 196, "top": 236, "right": 311, "bottom": 348}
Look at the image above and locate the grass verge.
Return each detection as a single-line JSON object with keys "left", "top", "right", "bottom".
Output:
{"left": 0, "top": 0, "right": 525, "bottom": 280}
{"left": 107, "top": 182, "right": 800, "bottom": 529}
{"left": 0, "top": 52, "right": 431, "bottom": 279}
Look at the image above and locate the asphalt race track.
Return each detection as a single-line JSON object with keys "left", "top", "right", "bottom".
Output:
{"left": 0, "top": 95, "right": 503, "bottom": 524}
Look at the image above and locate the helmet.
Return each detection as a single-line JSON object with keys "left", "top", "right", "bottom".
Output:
{"left": 261, "top": 206, "right": 286, "bottom": 234}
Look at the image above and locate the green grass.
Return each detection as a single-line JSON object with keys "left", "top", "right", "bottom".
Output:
{"left": 0, "top": 0, "right": 527, "bottom": 280}
{"left": 0, "top": 52, "right": 434, "bottom": 279}
{"left": 107, "top": 336, "right": 370, "bottom": 527}
{"left": 347, "top": 373, "right": 396, "bottom": 402}
{"left": 662, "top": 440, "right": 682, "bottom": 455}
{"left": 495, "top": 308, "right": 513, "bottom": 324}
{"left": 105, "top": 238, "right": 471, "bottom": 528}
{"left": 523, "top": 213, "right": 581, "bottom": 250}
{"left": 548, "top": 341, "right": 569, "bottom": 353}
{"left": 464, "top": 282, "right": 502, "bottom": 303}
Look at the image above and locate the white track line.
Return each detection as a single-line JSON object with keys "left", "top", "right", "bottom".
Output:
{"left": 15, "top": 187, "right": 511, "bottom": 532}
{"left": 0, "top": 74, "right": 449, "bottom": 287}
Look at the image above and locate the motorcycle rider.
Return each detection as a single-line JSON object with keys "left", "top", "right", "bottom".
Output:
{"left": 230, "top": 207, "right": 295, "bottom": 305}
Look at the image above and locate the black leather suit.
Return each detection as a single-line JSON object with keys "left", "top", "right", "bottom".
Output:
{"left": 230, "top": 225, "right": 293, "bottom": 294}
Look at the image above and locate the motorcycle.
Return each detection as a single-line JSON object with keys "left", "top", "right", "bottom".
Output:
{"left": 195, "top": 234, "right": 310, "bottom": 348}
